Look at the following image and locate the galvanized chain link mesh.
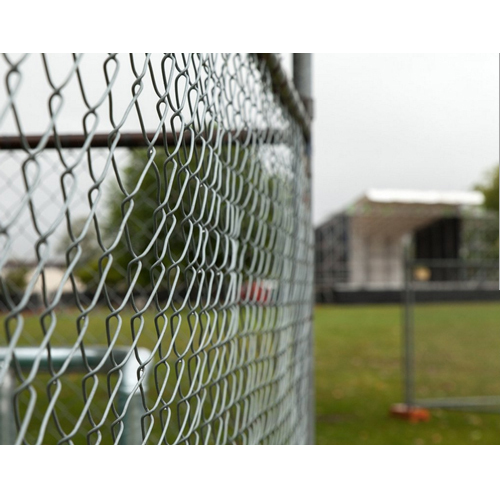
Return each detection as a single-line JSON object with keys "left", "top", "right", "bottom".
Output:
{"left": 0, "top": 53, "right": 314, "bottom": 444}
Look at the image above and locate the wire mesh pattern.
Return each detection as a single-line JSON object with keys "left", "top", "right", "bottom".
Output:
{"left": 0, "top": 53, "right": 314, "bottom": 444}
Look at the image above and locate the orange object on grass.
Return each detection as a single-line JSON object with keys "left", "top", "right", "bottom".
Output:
{"left": 390, "top": 403, "right": 431, "bottom": 423}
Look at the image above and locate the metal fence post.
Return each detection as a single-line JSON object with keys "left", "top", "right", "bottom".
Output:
{"left": 293, "top": 54, "right": 313, "bottom": 120}
{"left": 293, "top": 53, "right": 315, "bottom": 445}
{"left": 0, "top": 367, "right": 16, "bottom": 445}
{"left": 117, "top": 348, "right": 150, "bottom": 445}
{"left": 402, "top": 236, "right": 415, "bottom": 408}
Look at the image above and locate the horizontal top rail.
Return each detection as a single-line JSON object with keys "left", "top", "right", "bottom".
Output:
{"left": 0, "top": 128, "right": 284, "bottom": 151}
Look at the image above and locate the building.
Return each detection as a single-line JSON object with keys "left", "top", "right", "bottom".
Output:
{"left": 315, "top": 189, "right": 497, "bottom": 303}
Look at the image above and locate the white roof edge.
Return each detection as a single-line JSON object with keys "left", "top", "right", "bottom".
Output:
{"left": 364, "top": 188, "right": 484, "bottom": 206}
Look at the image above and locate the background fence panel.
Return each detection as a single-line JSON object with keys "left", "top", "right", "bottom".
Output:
{"left": 402, "top": 214, "right": 500, "bottom": 414}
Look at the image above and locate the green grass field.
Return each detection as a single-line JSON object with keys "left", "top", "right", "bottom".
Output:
{"left": 3, "top": 301, "right": 499, "bottom": 444}
{"left": 314, "top": 302, "right": 500, "bottom": 445}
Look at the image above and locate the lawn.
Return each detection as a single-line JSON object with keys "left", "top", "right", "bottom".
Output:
{"left": 2, "top": 301, "right": 499, "bottom": 444}
{"left": 314, "top": 302, "right": 500, "bottom": 445}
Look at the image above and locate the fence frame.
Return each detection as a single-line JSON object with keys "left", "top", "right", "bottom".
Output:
{"left": 0, "top": 346, "right": 152, "bottom": 444}
{"left": 401, "top": 238, "right": 500, "bottom": 415}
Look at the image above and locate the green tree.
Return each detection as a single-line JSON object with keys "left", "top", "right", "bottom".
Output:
{"left": 102, "top": 144, "right": 282, "bottom": 299}
{"left": 0, "top": 263, "right": 30, "bottom": 304}
{"left": 104, "top": 147, "right": 188, "bottom": 295}
{"left": 57, "top": 149, "right": 179, "bottom": 295}
{"left": 466, "top": 164, "right": 499, "bottom": 263}
{"left": 60, "top": 141, "right": 293, "bottom": 301}
{"left": 475, "top": 164, "right": 499, "bottom": 212}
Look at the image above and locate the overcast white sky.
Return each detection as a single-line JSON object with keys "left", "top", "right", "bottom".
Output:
{"left": 308, "top": 53, "right": 499, "bottom": 225}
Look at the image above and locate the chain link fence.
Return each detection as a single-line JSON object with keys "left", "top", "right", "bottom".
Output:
{"left": 0, "top": 53, "right": 314, "bottom": 444}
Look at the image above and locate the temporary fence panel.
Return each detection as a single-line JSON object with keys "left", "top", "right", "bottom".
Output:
{"left": 402, "top": 214, "right": 500, "bottom": 413}
{"left": 0, "top": 53, "right": 314, "bottom": 445}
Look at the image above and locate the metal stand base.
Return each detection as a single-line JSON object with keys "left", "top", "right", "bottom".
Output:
{"left": 390, "top": 403, "right": 431, "bottom": 423}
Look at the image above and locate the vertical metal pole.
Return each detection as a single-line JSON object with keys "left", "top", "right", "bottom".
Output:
{"left": 0, "top": 368, "right": 16, "bottom": 445}
{"left": 293, "top": 53, "right": 315, "bottom": 445}
{"left": 118, "top": 364, "right": 143, "bottom": 445}
{"left": 293, "top": 54, "right": 313, "bottom": 120}
{"left": 403, "top": 237, "right": 415, "bottom": 408}
{"left": 117, "top": 348, "right": 150, "bottom": 445}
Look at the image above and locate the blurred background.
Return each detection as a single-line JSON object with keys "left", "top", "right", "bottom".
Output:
{"left": 308, "top": 53, "right": 499, "bottom": 444}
